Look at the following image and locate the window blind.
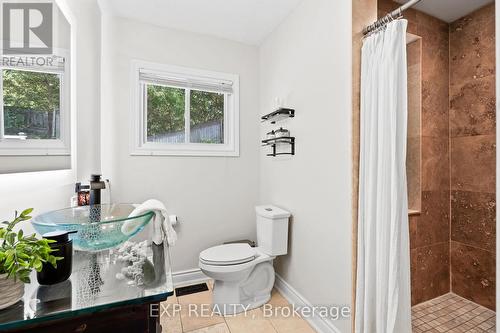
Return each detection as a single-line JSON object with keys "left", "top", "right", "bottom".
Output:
{"left": 139, "top": 68, "right": 233, "bottom": 94}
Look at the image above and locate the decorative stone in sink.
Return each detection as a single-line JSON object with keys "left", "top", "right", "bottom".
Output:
{"left": 32, "top": 204, "right": 154, "bottom": 252}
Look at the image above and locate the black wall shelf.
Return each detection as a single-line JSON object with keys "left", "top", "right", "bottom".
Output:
{"left": 261, "top": 107, "right": 296, "bottom": 157}
{"left": 261, "top": 108, "right": 295, "bottom": 124}
{"left": 261, "top": 136, "right": 295, "bottom": 157}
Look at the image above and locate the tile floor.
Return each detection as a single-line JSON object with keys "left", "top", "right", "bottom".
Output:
{"left": 412, "top": 293, "right": 496, "bottom": 333}
{"left": 160, "top": 280, "right": 316, "bottom": 333}
{"left": 162, "top": 283, "right": 496, "bottom": 332}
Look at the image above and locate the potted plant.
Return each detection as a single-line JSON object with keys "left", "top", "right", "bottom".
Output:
{"left": 0, "top": 208, "right": 61, "bottom": 309}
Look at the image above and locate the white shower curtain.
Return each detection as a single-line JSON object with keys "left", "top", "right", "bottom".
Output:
{"left": 355, "top": 20, "right": 412, "bottom": 333}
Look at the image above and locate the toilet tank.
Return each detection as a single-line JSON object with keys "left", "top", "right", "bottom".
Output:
{"left": 255, "top": 205, "right": 291, "bottom": 256}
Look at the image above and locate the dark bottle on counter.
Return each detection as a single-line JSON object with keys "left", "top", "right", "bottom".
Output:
{"left": 37, "top": 231, "right": 76, "bottom": 285}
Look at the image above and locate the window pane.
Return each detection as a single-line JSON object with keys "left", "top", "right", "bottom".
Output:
{"left": 3, "top": 69, "right": 61, "bottom": 139}
{"left": 146, "top": 85, "right": 186, "bottom": 143}
{"left": 190, "top": 90, "right": 224, "bottom": 144}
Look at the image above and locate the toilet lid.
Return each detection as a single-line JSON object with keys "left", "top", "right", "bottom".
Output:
{"left": 200, "top": 244, "right": 256, "bottom": 265}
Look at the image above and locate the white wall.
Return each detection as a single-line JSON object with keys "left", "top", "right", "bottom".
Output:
{"left": 259, "top": 0, "right": 352, "bottom": 331}
{"left": 69, "top": 0, "right": 102, "bottom": 180}
{"left": 100, "top": 16, "right": 261, "bottom": 272}
{"left": 0, "top": 171, "right": 74, "bottom": 223}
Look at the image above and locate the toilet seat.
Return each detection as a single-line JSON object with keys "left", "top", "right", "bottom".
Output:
{"left": 200, "top": 243, "right": 256, "bottom": 266}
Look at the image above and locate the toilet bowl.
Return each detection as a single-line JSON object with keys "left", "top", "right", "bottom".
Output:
{"left": 199, "top": 205, "right": 290, "bottom": 315}
{"left": 199, "top": 244, "right": 276, "bottom": 314}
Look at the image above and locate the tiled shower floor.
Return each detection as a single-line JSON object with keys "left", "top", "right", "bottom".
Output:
{"left": 412, "top": 293, "right": 496, "bottom": 333}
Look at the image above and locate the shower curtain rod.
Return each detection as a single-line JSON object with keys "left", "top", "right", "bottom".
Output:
{"left": 362, "top": 0, "right": 423, "bottom": 35}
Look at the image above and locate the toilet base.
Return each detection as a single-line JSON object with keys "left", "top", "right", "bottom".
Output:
{"left": 210, "top": 261, "right": 276, "bottom": 315}
{"left": 213, "top": 292, "right": 271, "bottom": 315}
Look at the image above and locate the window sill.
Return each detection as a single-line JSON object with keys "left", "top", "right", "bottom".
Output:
{"left": 130, "top": 149, "right": 239, "bottom": 157}
{"left": 131, "top": 142, "right": 239, "bottom": 157}
{"left": 0, "top": 151, "right": 70, "bottom": 156}
{"left": 0, "top": 139, "right": 70, "bottom": 156}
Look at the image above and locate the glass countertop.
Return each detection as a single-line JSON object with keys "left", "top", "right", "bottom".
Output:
{"left": 0, "top": 242, "right": 173, "bottom": 331}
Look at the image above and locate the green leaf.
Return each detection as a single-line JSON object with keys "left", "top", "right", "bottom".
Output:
{"left": 20, "top": 208, "right": 33, "bottom": 217}
{"left": 33, "top": 258, "right": 42, "bottom": 271}
{"left": 37, "top": 239, "right": 49, "bottom": 246}
{"left": 48, "top": 256, "right": 56, "bottom": 267}
{"left": 25, "top": 234, "right": 38, "bottom": 242}
{"left": 17, "top": 229, "right": 23, "bottom": 240}
{"left": 6, "top": 233, "right": 15, "bottom": 245}
{"left": 5, "top": 250, "right": 14, "bottom": 267}
{"left": 17, "top": 268, "right": 30, "bottom": 276}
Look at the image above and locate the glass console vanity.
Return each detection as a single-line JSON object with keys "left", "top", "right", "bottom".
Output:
{"left": 0, "top": 205, "right": 174, "bottom": 333}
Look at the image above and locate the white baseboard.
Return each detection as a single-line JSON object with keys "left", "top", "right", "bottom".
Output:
{"left": 274, "top": 274, "right": 342, "bottom": 333}
{"left": 172, "top": 268, "right": 210, "bottom": 287}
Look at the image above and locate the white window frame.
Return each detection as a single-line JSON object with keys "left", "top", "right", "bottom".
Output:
{"left": 130, "top": 60, "right": 240, "bottom": 157}
{"left": 0, "top": 49, "right": 71, "bottom": 156}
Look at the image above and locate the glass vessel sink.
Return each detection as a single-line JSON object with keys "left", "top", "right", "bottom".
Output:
{"left": 32, "top": 204, "right": 154, "bottom": 251}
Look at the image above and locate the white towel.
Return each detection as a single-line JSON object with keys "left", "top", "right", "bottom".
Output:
{"left": 123, "top": 199, "right": 177, "bottom": 246}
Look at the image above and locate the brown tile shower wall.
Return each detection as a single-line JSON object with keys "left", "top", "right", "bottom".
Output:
{"left": 449, "top": 4, "right": 496, "bottom": 311}
{"left": 378, "top": 0, "right": 496, "bottom": 309}
{"left": 378, "top": 0, "right": 451, "bottom": 306}
{"left": 407, "top": 39, "right": 422, "bottom": 213}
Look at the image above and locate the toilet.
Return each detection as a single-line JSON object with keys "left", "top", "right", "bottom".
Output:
{"left": 199, "top": 205, "right": 290, "bottom": 315}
